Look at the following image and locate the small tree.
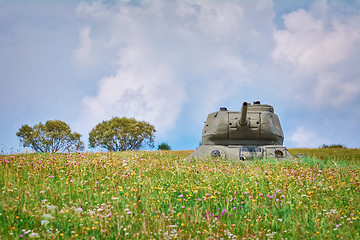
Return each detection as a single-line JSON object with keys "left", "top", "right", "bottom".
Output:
{"left": 17, "top": 120, "right": 84, "bottom": 153}
{"left": 320, "top": 144, "right": 347, "bottom": 149}
{"left": 158, "top": 142, "right": 171, "bottom": 150}
{"left": 89, "top": 117, "right": 156, "bottom": 151}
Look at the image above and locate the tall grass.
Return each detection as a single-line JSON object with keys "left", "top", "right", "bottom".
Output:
{"left": 0, "top": 149, "right": 359, "bottom": 239}
{"left": 289, "top": 148, "right": 360, "bottom": 162}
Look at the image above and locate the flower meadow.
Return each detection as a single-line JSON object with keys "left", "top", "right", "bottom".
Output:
{"left": 0, "top": 149, "right": 359, "bottom": 239}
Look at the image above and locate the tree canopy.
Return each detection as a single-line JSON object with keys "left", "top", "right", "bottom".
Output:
{"left": 158, "top": 142, "right": 171, "bottom": 150}
{"left": 89, "top": 117, "right": 156, "bottom": 151}
{"left": 16, "top": 120, "right": 84, "bottom": 153}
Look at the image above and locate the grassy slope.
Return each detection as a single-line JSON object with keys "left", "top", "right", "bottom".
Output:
{"left": 289, "top": 148, "right": 360, "bottom": 162}
{"left": 0, "top": 149, "right": 359, "bottom": 239}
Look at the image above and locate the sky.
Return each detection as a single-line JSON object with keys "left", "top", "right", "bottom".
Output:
{"left": 1, "top": 0, "right": 360, "bottom": 153}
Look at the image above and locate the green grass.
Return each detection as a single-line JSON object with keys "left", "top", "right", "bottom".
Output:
{"left": 289, "top": 148, "right": 360, "bottom": 162}
{"left": 0, "top": 149, "right": 359, "bottom": 239}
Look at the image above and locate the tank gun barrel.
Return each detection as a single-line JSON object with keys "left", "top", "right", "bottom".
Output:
{"left": 239, "top": 102, "right": 248, "bottom": 127}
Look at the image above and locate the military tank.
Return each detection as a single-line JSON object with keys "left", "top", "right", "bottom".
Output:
{"left": 190, "top": 101, "right": 293, "bottom": 160}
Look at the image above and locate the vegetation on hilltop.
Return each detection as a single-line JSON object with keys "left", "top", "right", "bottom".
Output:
{"left": 289, "top": 148, "right": 360, "bottom": 162}
{"left": 16, "top": 120, "right": 84, "bottom": 153}
{"left": 89, "top": 117, "right": 156, "bottom": 151}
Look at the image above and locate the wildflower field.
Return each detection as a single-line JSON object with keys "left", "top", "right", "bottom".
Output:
{"left": 1, "top": 149, "right": 359, "bottom": 239}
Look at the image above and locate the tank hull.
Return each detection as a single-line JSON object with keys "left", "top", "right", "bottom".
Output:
{"left": 190, "top": 144, "right": 293, "bottom": 160}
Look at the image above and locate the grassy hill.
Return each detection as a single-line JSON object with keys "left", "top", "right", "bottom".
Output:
{"left": 0, "top": 148, "right": 359, "bottom": 239}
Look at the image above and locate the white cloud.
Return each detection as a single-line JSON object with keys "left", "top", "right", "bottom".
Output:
{"left": 73, "top": 0, "right": 276, "bottom": 136}
{"left": 273, "top": 1, "right": 360, "bottom": 106}
{"left": 312, "top": 73, "right": 360, "bottom": 107}
{"left": 273, "top": 10, "right": 358, "bottom": 72}
{"left": 71, "top": 26, "right": 93, "bottom": 67}
{"left": 1, "top": 0, "right": 360, "bottom": 151}
{"left": 289, "top": 127, "right": 323, "bottom": 148}
{"left": 80, "top": 51, "right": 187, "bottom": 134}
{"left": 70, "top": 0, "right": 360, "bottom": 149}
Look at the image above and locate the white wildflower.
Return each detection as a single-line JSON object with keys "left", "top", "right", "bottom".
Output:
{"left": 29, "top": 232, "right": 40, "bottom": 238}
{"left": 41, "top": 220, "right": 50, "bottom": 226}
{"left": 46, "top": 205, "right": 57, "bottom": 213}
{"left": 74, "top": 207, "right": 83, "bottom": 213}
{"left": 42, "top": 214, "right": 54, "bottom": 220}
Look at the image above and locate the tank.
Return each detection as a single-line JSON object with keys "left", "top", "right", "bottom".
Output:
{"left": 190, "top": 101, "right": 293, "bottom": 160}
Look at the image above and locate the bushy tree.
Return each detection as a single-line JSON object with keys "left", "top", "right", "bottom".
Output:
{"left": 17, "top": 120, "right": 84, "bottom": 153}
{"left": 89, "top": 117, "right": 156, "bottom": 151}
{"left": 158, "top": 142, "right": 171, "bottom": 150}
{"left": 320, "top": 144, "right": 347, "bottom": 149}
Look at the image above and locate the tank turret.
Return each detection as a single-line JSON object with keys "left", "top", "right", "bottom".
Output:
{"left": 191, "top": 101, "right": 293, "bottom": 160}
